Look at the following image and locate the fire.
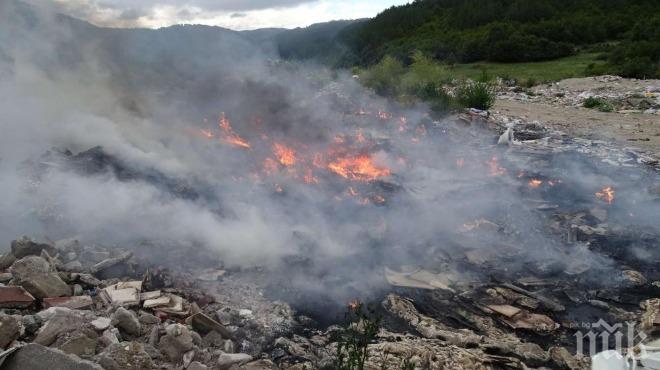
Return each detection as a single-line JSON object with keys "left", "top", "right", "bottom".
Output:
{"left": 273, "top": 143, "right": 296, "bottom": 167}
{"left": 328, "top": 155, "right": 391, "bottom": 182}
{"left": 373, "top": 194, "right": 386, "bottom": 204}
{"left": 487, "top": 156, "right": 507, "bottom": 176}
{"left": 218, "top": 113, "right": 251, "bottom": 149}
{"left": 596, "top": 186, "right": 615, "bottom": 204}
{"left": 529, "top": 179, "right": 543, "bottom": 188}
{"left": 378, "top": 111, "right": 393, "bottom": 120}
{"left": 347, "top": 300, "right": 361, "bottom": 310}
{"left": 199, "top": 129, "right": 214, "bottom": 139}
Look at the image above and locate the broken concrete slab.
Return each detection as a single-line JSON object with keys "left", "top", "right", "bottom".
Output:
{"left": 90, "top": 252, "right": 133, "bottom": 276}
{"left": 57, "top": 330, "right": 98, "bottom": 357}
{"left": 9, "top": 256, "right": 71, "bottom": 298}
{"left": 35, "top": 308, "right": 87, "bottom": 346}
{"left": 143, "top": 295, "right": 170, "bottom": 309}
{"left": 11, "top": 237, "right": 57, "bottom": 259}
{"left": 0, "top": 286, "right": 35, "bottom": 308}
{"left": 158, "top": 324, "right": 193, "bottom": 362}
{"left": 187, "top": 312, "right": 233, "bottom": 339}
{"left": 1, "top": 343, "right": 103, "bottom": 370}
{"left": 217, "top": 353, "right": 253, "bottom": 370}
{"left": 0, "top": 253, "right": 16, "bottom": 270}
{"left": 139, "top": 290, "right": 161, "bottom": 301}
{"left": 100, "top": 284, "right": 140, "bottom": 307}
{"left": 0, "top": 315, "right": 20, "bottom": 349}
{"left": 111, "top": 307, "right": 141, "bottom": 337}
{"left": 384, "top": 267, "right": 454, "bottom": 291}
{"left": 43, "top": 296, "right": 94, "bottom": 310}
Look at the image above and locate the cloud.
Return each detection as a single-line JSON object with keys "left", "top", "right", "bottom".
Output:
{"left": 39, "top": 0, "right": 411, "bottom": 30}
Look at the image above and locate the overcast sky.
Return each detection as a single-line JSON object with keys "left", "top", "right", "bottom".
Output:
{"left": 41, "top": 0, "right": 410, "bottom": 30}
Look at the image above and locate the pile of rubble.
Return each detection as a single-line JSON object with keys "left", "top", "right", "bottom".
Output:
{"left": 497, "top": 76, "right": 660, "bottom": 115}
{"left": 0, "top": 233, "right": 604, "bottom": 370}
{"left": 0, "top": 236, "right": 289, "bottom": 370}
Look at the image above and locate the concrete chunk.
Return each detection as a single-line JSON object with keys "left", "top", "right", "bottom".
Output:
{"left": 1, "top": 343, "right": 103, "bottom": 370}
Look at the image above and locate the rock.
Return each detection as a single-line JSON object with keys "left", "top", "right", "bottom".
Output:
{"left": 10, "top": 256, "right": 71, "bottom": 299}
{"left": 217, "top": 353, "right": 253, "bottom": 369}
{"left": 148, "top": 326, "right": 160, "bottom": 347}
{"left": 11, "top": 237, "right": 56, "bottom": 259}
{"left": 22, "top": 314, "right": 42, "bottom": 334}
{"left": 0, "top": 314, "right": 20, "bottom": 349}
{"left": 91, "top": 317, "right": 112, "bottom": 331}
{"left": 188, "top": 361, "right": 208, "bottom": 370}
{"left": 140, "top": 344, "right": 160, "bottom": 360}
{"left": 138, "top": 312, "right": 160, "bottom": 325}
{"left": 99, "top": 328, "right": 121, "bottom": 347}
{"left": 98, "top": 342, "right": 154, "bottom": 370}
{"left": 1, "top": 343, "right": 103, "bottom": 370}
{"left": 158, "top": 324, "right": 193, "bottom": 362}
{"left": 112, "top": 307, "right": 141, "bottom": 336}
{"left": 0, "top": 272, "right": 12, "bottom": 283}
{"left": 0, "top": 286, "right": 36, "bottom": 308}
{"left": 0, "top": 253, "right": 17, "bottom": 270}
{"left": 43, "top": 296, "right": 94, "bottom": 310}
{"left": 57, "top": 330, "right": 97, "bottom": 357}
{"left": 35, "top": 308, "right": 86, "bottom": 346}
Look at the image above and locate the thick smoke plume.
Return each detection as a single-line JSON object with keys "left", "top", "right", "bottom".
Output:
{"left": 1, "top": 0, "right": 659, "bottom": 313}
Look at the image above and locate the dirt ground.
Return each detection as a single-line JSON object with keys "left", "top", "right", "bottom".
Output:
{"left": 493, "top": 77, "right": 660, "bottom": 155}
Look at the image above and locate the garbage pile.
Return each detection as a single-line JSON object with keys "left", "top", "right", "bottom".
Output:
{"left": 497, "top": 76, "right": 660, "bottom": 115}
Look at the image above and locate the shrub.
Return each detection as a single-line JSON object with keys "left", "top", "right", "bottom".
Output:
{"left": 456, "top": 81, "right": 495, "bottom": 110}
{"left": 583, "top": 97, "right": 614, "bottom": 112}
{"left": 334, "top": 302, "right": 381, "bottom": 370}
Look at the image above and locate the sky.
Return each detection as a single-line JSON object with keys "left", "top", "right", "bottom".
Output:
{"left": 41, "top": 0, "right": 411, "bottom": 30}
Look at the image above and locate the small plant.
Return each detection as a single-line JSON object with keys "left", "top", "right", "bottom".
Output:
{"left": 583, "top": 96, "right": 614, "bottom": 112}
{"left": 334, "top": 302, "right": 382, "bottom": 370}
{"left": 456, "top": 80, "right": 495, "bottom": 110}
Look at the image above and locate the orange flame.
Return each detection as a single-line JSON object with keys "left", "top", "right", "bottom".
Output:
{"left": 328, "top": 155, "right": 391, "bottom": 182}
{"left": 596, "top": 186, "right": 615, "bottom": 204}
{"left": 273, "top": 143, "right": 296, "bottom": 167}
{"left": 219, "top": 113, "right": 251, "bottom": 149}
{"left": 528, "top": 179, "right": 543, "bottom": 188}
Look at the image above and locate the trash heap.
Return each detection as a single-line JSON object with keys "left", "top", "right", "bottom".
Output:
{"left": 497, "top": 76, "right": 660, "bottom": 115}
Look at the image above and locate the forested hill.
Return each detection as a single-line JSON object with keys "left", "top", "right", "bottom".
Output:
{"left": 276, "top": 0, "right": 660, "bottom": 78}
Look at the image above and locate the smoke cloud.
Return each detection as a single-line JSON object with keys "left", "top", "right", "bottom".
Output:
{"left": 1, "top": 0, "right": 658, "bottom": 313}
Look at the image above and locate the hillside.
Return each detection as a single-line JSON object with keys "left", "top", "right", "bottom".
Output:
{"left": 276, "top": 0, "right": 660, "bottom": 79}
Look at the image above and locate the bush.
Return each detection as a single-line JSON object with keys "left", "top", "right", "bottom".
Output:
{"left": 583, "top": 97, "right": 614, "bottom": 112}
{"left": 456, "top": 81, "right": 495, "bottom": 110}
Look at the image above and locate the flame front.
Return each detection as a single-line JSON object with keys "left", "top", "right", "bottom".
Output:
{"left": 219, "top": 113, "right": 251, "bottom": 149}
{"left": 328, "top": 155, "right": 391, "bottom": 182}
{"left": 273, "top": 143, "right": 297, "bottom": 167}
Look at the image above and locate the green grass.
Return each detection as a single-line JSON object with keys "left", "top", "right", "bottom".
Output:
{"left": 447, "top": 53, "right": 607, "bottom": 84}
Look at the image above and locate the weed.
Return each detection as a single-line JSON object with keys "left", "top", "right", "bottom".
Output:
{"left": 334, "top": 302, "right": 382, "bottom": 370}
{"left": 456, "top": 81, "right": 495, "bottom": 110}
